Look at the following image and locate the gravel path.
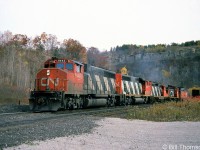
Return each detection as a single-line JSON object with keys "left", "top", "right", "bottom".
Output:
{"left": 4, "top": 118, "right": 200, "bottom": 150}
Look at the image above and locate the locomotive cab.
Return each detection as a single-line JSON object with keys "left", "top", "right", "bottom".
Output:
{"left": 44, "top": 57, "right": 83, "bottom": 74}
{"left": 35, "top": 57, "right": 84, "bottom": 93}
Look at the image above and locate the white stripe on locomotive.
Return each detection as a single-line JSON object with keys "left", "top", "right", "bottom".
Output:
{"left": 125, "top": 81, "right": 130, "bottom": 93}
{"left": 88, "top": 75, "right": 95, "bottom": 91}
{"left": 155, "top": 86, "right": 158, "bottom": 96}
{"left": 135, "top": 82, "right": 139, "bottom": 95}
{"left": 122, "top": 81, "right": 125, "bottom": 94}
{"left": 94, "top": 75, "right": 103, "bottom": 92}
{"left": 129, "top": 82, "right": 134, "bottom": 94}
{"left": 110, "top": 78, "right": 115, "bottom": 92}
{"left": 131, "top": 82, "right": 136, "bottom": 95}
{"left": 152, "top": 86, "right": 155, "bottom": 96}
{"left": 103, "top": 77, "right": 110, "bottom": 93}
{"left": 139, "top": 83, "right": 142, "bottom": 95}
{"left": 158, "top": 87, "right": 162, "bottom": 96}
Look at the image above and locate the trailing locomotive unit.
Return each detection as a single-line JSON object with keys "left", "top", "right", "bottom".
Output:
{"left": 29, "top": 57, "right": 188, "bottom": 112}
{"left": 83, "top": 64, "right": 116, "bottom": 107}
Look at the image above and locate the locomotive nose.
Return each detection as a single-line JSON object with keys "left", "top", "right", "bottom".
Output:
{"left": 37, "top": 68, "right": 67, "bottom": 91}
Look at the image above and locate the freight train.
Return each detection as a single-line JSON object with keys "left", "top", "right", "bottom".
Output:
{"left": 29, "top": 57, "right": 188, "bottom": 112}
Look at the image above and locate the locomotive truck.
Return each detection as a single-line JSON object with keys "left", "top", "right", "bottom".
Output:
{"left": 29, "top": 57, "right": 188, "bottom": 112}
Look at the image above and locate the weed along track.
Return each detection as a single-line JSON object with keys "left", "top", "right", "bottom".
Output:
{"left": 87, "top": 104, "right": 151, "bottom": 118}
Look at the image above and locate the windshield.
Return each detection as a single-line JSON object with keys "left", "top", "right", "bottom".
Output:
{"left": 57, "top": 63, "right": 64, "bottom": 69}
{"left": 66, "top": 63, "right": 73, "bottom": 70}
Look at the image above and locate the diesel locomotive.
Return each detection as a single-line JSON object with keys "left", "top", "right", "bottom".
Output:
{"left": 29, "top": 57, "right": 188, "bottom": 112}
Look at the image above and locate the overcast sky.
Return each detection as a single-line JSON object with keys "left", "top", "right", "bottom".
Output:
{"left": 0, "top": 0, "right": 200, "bottom": 50}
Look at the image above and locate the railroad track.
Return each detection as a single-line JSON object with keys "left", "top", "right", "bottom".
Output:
{"left": 54, "top": 104, "right": 150, "bottom": 118}
{"left": 0, "top": 104, "right": 150, "bottom": 130}
{"left": 0, "top": 112, "right": 28, "bottom": 116}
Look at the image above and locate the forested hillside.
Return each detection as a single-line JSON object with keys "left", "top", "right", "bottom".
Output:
{"left": 0, "top": 30, "right": 199, "bottom": 104}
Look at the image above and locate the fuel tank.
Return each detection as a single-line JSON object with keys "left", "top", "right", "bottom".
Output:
{"left": 83, "top": 98, "right": 107, "bottom": 108}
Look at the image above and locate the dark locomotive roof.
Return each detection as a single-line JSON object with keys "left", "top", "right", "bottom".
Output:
{"left": 84, "top": 64, "right": 116, "bottom": 78}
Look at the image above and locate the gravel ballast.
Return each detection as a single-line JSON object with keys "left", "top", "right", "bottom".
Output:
{"left": 0, "top": 104, "right": 29, "bottom": 113}
{"left": 4, "top": 118, "right": 200, "bottom": 150}
{"left": 0, "top": 114, "right": 100, "bottom": 149}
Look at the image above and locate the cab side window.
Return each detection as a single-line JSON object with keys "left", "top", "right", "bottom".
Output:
{"left": 76, "top": 65, "right": 81, "bottom": 73}
{"left": 45, "top": 63, "right": 55, "bottom": 68}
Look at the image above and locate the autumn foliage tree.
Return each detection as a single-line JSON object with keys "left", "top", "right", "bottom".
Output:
{"left": 33, "top": 32, "right": 58, "bottom": 51}
{"left": 62, "top": 38, "right": 87, "bottom": 63}
{"left": 12, "top": 34, "right": 29, "bottom": 46}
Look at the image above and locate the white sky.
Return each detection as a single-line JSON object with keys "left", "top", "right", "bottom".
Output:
{"left": 0, "top": 0, "right": 200, "bottom": 50}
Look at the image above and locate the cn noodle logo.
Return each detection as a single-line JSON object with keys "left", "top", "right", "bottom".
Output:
{"left": 41, "top": 78, "right": 59, "bottom": 86}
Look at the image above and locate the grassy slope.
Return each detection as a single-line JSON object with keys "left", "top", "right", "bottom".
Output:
{"left": 126, "top": 99, "right": 200, "bottom": 121}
